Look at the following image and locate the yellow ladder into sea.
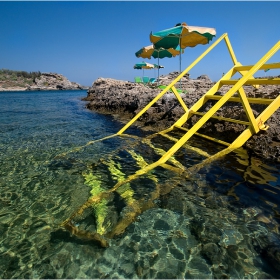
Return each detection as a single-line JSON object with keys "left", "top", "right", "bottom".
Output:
{"left": 62, "top": 33, "right": 280, "bottom": 246}
{"left": 117, "top": 33, "right": 280, "bottom": 173}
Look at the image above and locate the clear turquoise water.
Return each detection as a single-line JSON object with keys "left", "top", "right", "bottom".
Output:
{"left": 0, "top": 90, "right": 280, "bottom": 279}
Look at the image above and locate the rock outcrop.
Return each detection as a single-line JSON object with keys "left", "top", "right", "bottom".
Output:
{"left": 0, "top": 71, "right": 87, "bottom": 91}
{"left": 83, "top": 73, "right": 280, "bottom": 162}
{"left": 28, "top": 72, "right": 86, "bottom": 91}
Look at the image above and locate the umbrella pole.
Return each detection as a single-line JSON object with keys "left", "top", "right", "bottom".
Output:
{"left": 179, "top": 37, "right": 182, "bottom": 90}
{"left": 158, "top": 55, "right": 160, "bottom": 86}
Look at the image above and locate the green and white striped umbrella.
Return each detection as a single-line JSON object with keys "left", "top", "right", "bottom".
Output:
{"left": 150, "top": 22, "right": 216, "bottom": 76}
{"left": 133, "top": 61, "right": 155, "bottom": 76}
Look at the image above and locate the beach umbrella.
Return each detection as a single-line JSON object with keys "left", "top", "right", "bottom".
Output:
{"left": 135, "top": 44, "right": 182, "bottom": 83}
{"left": 150, "top": 22, "right": 216, "bottom": 74}
{"left": 133, "top": 61, "right": 155, "bottom": 76}
{"left": 153, "top": 64, "right": 164, "bottom": 69}
{"left": 135, "top": 44, "right": 182, "bottom": 59}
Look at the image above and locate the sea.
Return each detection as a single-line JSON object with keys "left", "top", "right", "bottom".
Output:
{"left": 0, "top": 90, "right": 280, "bottom": 279}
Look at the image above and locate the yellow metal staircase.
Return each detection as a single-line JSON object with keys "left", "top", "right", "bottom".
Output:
{"left": 62, "top": 33, "right": 280, "bottom": 246}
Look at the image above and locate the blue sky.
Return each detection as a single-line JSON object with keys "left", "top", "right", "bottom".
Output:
{"left": 1, "top": 1, "right": 280, "bottom": 86}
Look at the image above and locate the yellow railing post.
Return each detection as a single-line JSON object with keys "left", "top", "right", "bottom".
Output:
{"left": 171, "top": 86, "right": 188, "bottom": 112}
{"left": 237, "top": 87, "right": 259, "bottom": 133}
{"left": 224, "top": 35, "right": 238, "bottom": 65}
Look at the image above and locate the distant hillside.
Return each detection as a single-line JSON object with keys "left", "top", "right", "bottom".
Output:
{"left": 0, "top": 69, "right": 41, "bottom": 89}
{"left": 0, "top": 69, "right": 88, "bottom": 91}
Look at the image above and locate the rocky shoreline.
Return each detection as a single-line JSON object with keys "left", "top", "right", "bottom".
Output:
{"left": 0, "top": 72, "right": 88, "bottom": 91}
{"left": 83, "top": 72, "right": 280, "bottom": 162}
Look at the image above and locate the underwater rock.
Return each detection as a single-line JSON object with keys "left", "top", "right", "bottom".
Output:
{"left": 47, "top": 159, "right": 73, "bottom": 170}
{"left": 201, "top": 242, "right": 222, "bottom": 264}
{"left": 261, "top": 245, "right": 280, "bottom": 272}
{"left": 250, "top": 231, "right": 280, "bottom": 273}
{"left": 219, "top": 228, "right": 244, "bottom": 248}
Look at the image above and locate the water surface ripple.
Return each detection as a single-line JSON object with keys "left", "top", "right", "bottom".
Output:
{"left": 0, "top": 90, "right": 280, "bottom": 279}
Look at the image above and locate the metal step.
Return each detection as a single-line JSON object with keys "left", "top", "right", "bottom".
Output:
{"left": 189, "top": 111, "right": 250, "bottom": 126}
{"left": 234, "top": 62, "right": 280, "bottom": 71}
{"left": 174, "top": 125, "right": 231, "bottom": 146}
{"left": 220, "top": 78, "right": 280, "bottom": 85}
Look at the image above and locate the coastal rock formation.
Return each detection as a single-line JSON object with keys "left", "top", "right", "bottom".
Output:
{"left": 29, "top": 72, "right": 86, "bottom": 91}
{"left": 84, "top": 78, "right": 161, "bottom": 119}
{"left": 0, "top": 70, "right": 87, "bottom": 91}
{"left": 83, "top": 72, "right": 215, "bottom": 123}
{"left": 83, "top": 73, "right": 280, "bottom": 162}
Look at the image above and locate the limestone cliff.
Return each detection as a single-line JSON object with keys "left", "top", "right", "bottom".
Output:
{"left": 30, "top": 72, "right": 86, "bottom": 91}
{"left": 0, "top": 70, "right": 87, "bottom": 91}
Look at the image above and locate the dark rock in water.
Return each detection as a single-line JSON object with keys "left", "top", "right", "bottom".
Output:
{"left": 261, "top": 245, "right": 280, "bottom": 272}
{"left": 153, "top": 220, "right": 171, "bottom": 231}
{"left": 251, "top": 231, "right": 280, "bottom": 273}
{"left": 83, "top": 74, "right": 280, "bottom": 162}
{"left": 201, "top": 242, "right": 222, "bottom": 264}
{"left": 48, "top": 159, "right": 73, "bottom": 170}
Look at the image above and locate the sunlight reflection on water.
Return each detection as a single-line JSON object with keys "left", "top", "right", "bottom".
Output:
{"left": 0, "top": 90, "right": 280, "bottom": 279}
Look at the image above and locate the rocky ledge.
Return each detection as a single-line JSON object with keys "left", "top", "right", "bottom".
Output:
{"left": 29, "top": 72, "right": 88, "bottom": 91}
{"left": 0, "top": 72, "right": 88, "bottom": 91}
{"left": 83, "top": 73, "right": 280, "bottom": 162}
